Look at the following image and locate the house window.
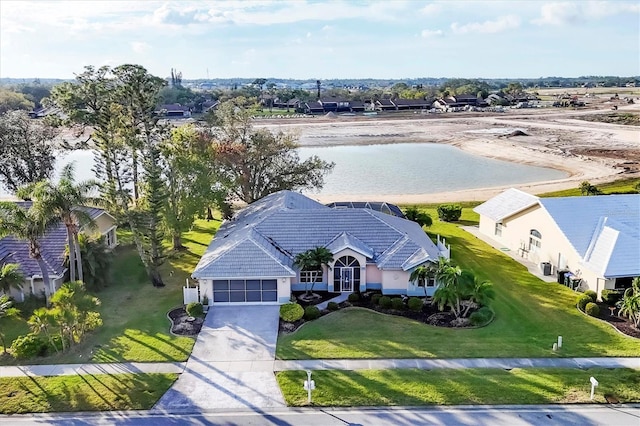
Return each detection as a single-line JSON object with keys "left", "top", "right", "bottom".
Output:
{"left": 300, "top": 269, "right": 322, "bottom": 283}
{"left": 495, "top": 223, "right": 503, "bottom": 237}
{"left": 105, "top": 228, "right": 117, "bottom": 248}
{"left": 426, "top": 277, "right": 436, "bottom": 287}
{"left": 529, "top": 229, "right": 542, "bottom": 252}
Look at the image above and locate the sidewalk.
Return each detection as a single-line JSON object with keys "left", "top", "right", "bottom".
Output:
{"left": 1, "top": 357, "right": 638, "bottom": 378}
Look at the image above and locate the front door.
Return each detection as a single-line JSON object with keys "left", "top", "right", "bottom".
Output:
{"left": 340, "top": 268, "right": 353, "bottom": 292}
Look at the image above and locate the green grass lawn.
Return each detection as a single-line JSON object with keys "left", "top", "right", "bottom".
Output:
{"left": 277, "top": 207, "right": 640, "bottom": 359}
{"left": 539, "top": 177, "right": 639, "bottom": 198}
{"left": 277, "top": 368, "right": 640, "bottom": 406}
{"left": 0, "top": 219, "right": 219, "bottom": 365}
{"left": 0, "top": 373, "right": 177, "bottom": 414}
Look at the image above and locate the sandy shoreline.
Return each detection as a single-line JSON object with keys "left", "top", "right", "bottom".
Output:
{"left": 257, "top": 104, "right": 639, "bottom": 204}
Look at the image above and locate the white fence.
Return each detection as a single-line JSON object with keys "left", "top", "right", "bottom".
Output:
{"left": 437, "top": 235, "right": 451, "bottom": 259}
{"left": 183, "top": 286, "right": 199, "bottom": 305}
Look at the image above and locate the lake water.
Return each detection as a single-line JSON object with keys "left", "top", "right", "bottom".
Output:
{"left": 0, "top": 144, "right": 567, "bottom": 198}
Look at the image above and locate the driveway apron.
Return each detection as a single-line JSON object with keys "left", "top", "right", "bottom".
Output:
{"left": 154, "top": 305, "right": 285, "bottom": 411}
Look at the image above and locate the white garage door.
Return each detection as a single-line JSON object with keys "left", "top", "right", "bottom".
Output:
{"left": 212, "top": 279, "right": 278, "bottom": 303}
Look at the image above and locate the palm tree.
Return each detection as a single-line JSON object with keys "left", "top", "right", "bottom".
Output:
{"left": 618, "top": 277, "right": 640, "bottom": 329}
{"left": 434, "top": 257, "right": 463, "bottom": 317}
{"left": 293, "top": 247, "right": 334, "bottom": 295}
{"left": 19, "top": 163, "right": 97, "bottom": 283}
{"left": 0, "top": 202, "right": 57, "bottom": 303}
{"left": 0, "top": 263, "right": 24, "bottom": 296}
{"left": 0, "top": 295, "right": 20, "bottom": 354}
{"left": 409, "top": 263, "right": 436, "bottom": 296}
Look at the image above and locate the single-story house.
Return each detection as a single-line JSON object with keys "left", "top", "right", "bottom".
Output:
{"left": 0, "top": 203, "right": 118, "bottom": 301}
{"left": 192, "top": 191, "right": 450, "bottom": 305}
{"left": 474, "top": 189, "right": 640, "bottom": 298}
{"left": 154, "top": 104, "right": 191, "bottom": 118}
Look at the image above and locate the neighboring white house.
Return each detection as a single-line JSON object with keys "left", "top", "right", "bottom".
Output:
{"left": 0, "top": 204, "right": 118, "bottom": 301}
{"left": 474, "top": 189, "right": 640, "bottom": 298}
{"left": 192, "top": 191, "right": 450, "bottom": 305}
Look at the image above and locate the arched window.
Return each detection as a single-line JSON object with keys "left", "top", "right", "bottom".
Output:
{"left": 529, "top": 229, "right": 542, "bottom": 252}
{"left": 333, "top": 256, "right": 360, "bottom": 292}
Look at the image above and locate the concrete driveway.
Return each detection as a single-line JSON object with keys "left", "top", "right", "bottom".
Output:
{"left": 154, "top": 305, "right": 285, "bottom": 412}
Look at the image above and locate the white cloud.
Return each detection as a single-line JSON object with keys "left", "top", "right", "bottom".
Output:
{"left": 130, "top": 41, "right": 151, "bottom": 54}
{"left": 451, "top": 15, "right": 521, "bottom": 34}
{"left": 532, "top": 1, "right": 640, "bottom": 26}
{"left": 420, "top": 3, "right": 442, "bottom": 15}
{"left": 421, "top": 29, "right": 443, "bottom": 38}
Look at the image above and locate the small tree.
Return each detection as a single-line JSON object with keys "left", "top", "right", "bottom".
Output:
{"left": 434, "top": 257, "right": 464, "bottom": 317}
{"left": 437, "top": 204, "right": 462, "bottom": 222}
{"left": 0, "top": 295, "right": 20, "bottom": 354}
{"left": 0, "top": 263, "right": 24, "bottom": 296}
{"left": 409, "top": 264, "right": 436, "bottom": 296}
{"left": 404, "top": 206, "right": 433, "bottom": 228}
{"left": 618, "top": 277, "right": 640, "bottom": 328}
{"left": 579, "top": 181, "right": 601, "bottom": 196}
{"left": 293, "top": 247, "right": 334, "bottom": 295}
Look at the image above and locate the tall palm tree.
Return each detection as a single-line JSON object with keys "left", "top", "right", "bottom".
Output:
{"left": 434, "top": 257, "right": 463, "bottom": 317}
{"left": 0, "top": 202, "right": 57, "bottom": 302}
{"left": 0, "top": 263, "right": 24, "bottom": 296}
{"left": 19, "top": 163, "right": 97, "bottom": 283}
{"left": 293, "top": 247, "right": 334, "bottom": 295}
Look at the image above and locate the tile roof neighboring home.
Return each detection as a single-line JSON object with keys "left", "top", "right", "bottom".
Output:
{"left": 0, "top": 203, "right": 117, "bottom": 279}
{"left": 474, "top": 190, "right": 640, "bottom": 296}
{"left": 473, "top": 188, "right": 539, "bottom": 222}
{"left": 193, "top": 191, "right": 443, "bottom": 279}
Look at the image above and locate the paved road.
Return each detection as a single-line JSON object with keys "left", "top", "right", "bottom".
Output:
{"left": 152, "top": 305, "right": 286, "bottom": 411}
{"left": 2, "top": 405, "right": 639, "bottom": 425}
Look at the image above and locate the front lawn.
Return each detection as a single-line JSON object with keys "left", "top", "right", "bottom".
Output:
{"left": 277, "top": 208, "right": 640, "bottom": 359}
{"left": 0, "top": 373, "right": 177, "bottom": 414}
{"left": 276, "top": 368, "right": 640, "bottom": 406}
{"left": 0, "top": 219, "right": 219, "bottom": 364}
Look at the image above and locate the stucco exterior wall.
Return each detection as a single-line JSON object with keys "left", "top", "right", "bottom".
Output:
{"left": 366, "top": 265, "right": 382, "bottom": 283}
{"left": 93, "top": 214, "right": 117, "bottom": 234}
{"left": 381, "top": 270, "right": 410, "bottom": 294}
{"left": 478, "top": 205, "right": 606, "bottom": 297}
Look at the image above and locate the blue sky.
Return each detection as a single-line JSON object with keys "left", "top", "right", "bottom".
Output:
{"left": 1, "top": 0, "right": 639, "bottom": 80}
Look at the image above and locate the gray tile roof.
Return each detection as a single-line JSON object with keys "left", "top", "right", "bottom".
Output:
{"left": 0, "top": 203, "right": 111, "bottom": 278}
{"left": 193, "top": 191, "right": 442, "bottom": 279}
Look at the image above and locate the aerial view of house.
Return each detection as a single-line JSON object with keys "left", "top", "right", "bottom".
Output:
{"left": 474, "top": 189, "right": 640, "bottom": 297}
{"left": 192, "top": 190, "right": 449, "bottom": 305}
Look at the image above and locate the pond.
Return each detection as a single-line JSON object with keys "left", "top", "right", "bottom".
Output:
{"left": 0, "top": 143, "right": 567, "bottom": 198}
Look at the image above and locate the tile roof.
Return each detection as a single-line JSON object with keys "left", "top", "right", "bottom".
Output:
{"left": 193, "top": 191, "right": 443, "bottom": 279}
{"left": 0, "top": 203, "right": 112, "bottom": 278}
{"left": 473, "top": 188, "right": 539, "bottom": 222}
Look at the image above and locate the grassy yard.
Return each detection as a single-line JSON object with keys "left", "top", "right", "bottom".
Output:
{"left": 0, "top": 373, "right": 177, "bottom": 414}
{"left": 277, "top": 207, "right": 640, "bottom": 359}
{"left": 539, "top": 177, "right": 639, "bottom": 198}
{"left": 0, "top": 219, "right": 219, "bottom": 365}
{"left": 277, "top": 368, "right": 640, "bottom": 406}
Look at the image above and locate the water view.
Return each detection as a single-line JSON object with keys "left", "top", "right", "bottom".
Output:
{"left": 299, "top": 143, "right": 567, "bottom": 196}
{"left": 0, "top": 143, "right": 568, "bottom": 199}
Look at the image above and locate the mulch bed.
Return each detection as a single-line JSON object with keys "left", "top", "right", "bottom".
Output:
{"left": 595, "top": 304, "right": 640, "bottom": 339}
{"left": 168, "top": 307, "right": 204, "bottom": 337}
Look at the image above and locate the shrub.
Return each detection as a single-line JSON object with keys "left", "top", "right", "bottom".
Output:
{"left": 304, "top": 305, "right": 321, "bottom": 321}
{"left": 585, "top": 302, "right": 600, "bottom": 317}
{"left": 186, "top": 302, "right": 204, "bottom": 318}
{"left": 280, "top": 303, "right": 304, "bottom": 322}
{"left": 601, "top": 289, "right": 621, "bottom": 305}
{"left": 379, "top": 296, "right": 392, "bottom": 309}
{"left": 391, "top": 297, "right": 404, "bottom": 310}
{"left": 348, "top": 293, "right": 360, "bottom": 303}
{"left": 470, "top": 307, "right": 494, "bottom": 326}
{"left": 10, "top": 333, "right": 47, "bottom": 359}
{"left": 327, "top": 301, "right": 340, "bottom": 311}
{"left": 584, "top": 290, "right": 597, "bottom": 303}
{"left": 371, "top": 294, "right": 382, "bottom": 305}
{"left": 437, "top": 204, "right": 462, "bottom": 222}
{"left": 577, "top": 294, "right": 592, "bottom": 311}
{"left": 408, "top": 297, "right": 423, "bottom": 311}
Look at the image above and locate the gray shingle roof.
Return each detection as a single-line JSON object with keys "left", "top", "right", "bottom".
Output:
{"left": 193, "top": 191, "right": 442, "bottom": 279}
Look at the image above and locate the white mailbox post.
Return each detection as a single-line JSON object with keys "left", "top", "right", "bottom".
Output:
{"left": 589, "top": 376, "right": 599, "bottom": 400}
{"left": 303, "top": 370, "right": 316, "bottom": 404}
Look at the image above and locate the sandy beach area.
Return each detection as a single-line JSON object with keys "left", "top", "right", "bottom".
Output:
{"left": 257, "top": 103, "right": 640, "bottom": 204}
